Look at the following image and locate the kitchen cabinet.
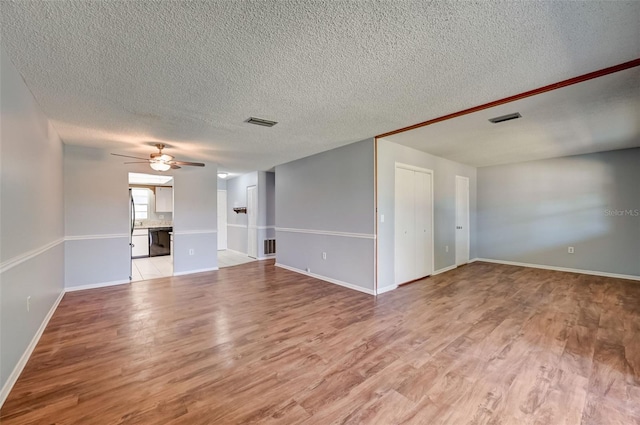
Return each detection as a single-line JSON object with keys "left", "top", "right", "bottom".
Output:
{"left": 132, "top": 228, "right": 149, "bottom": 258}
{"left": 156, "top": 187, "right": 173, "bottom": 212}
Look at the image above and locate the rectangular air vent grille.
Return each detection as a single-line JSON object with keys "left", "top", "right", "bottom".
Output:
{"left": 264, "top": 239, "right": 276, "bottom": 255}
{"left": 489, "top": 112, "right": 522, "bottom": 124}
{"left": 246, "top": 117, "right": 278, "bottom": 127}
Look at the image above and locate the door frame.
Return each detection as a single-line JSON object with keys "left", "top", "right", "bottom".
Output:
{"left": 455, "top": 175, "right": 470, "bottom": 266}
{"left": 128, "top": 172, "right": 175, "bottom": 281}
{"left": 217, "top": 190, "right": 227, "bottom": 251}
{"left": 129, "top": 188, "right": 133, "bottom": 280}
{"left": 247, "top": 185, "right": 258, "bottom": 258}
{"left": 394, "top": 162, "right": 435, "bottom": 285}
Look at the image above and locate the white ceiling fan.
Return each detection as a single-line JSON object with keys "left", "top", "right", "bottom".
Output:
{"left": 111, "top": 143, "right": 205, "bottom": 171}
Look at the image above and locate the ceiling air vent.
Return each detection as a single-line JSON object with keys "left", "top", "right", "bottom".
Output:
{"left": 488, "top": 112, "right": 522, "bottom": 124}
{"left": 246, "top": 117, "right": 278, "bottom": 127}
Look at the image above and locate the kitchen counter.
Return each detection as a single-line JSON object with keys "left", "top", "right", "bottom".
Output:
{"left": 134, "top": 225, "right": 173, "bottom": 229}
{"left": 134, "top": 220, "right": 173, "bottom": 229}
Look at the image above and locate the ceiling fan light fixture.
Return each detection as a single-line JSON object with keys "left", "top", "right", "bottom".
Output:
{"left": 150, "top": 161, "right": 171, "bottom": 172}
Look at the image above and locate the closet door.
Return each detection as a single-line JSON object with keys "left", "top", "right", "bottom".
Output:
{"left": 415, "top": 171, "right": 433, "bottom": 278}
{"left": 395, "top": 167, "right": 416, "bottom": 285}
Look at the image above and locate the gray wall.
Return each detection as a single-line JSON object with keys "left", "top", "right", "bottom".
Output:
{"left": 477, "top": 148, "right": 640, "bottom": 277}
{"left": 276, "top": 139, "right": 376, "bottom": 292}
{"left": 64, "top": 145, "right": 131, "bottom": 287}
{"left": 258, "top": 171, "right": 276, "bottom": 258}
{"left": 0, "top": 47, "right": 65, "bottom": 393}
{"left": 173, "top": 165, "right": 218, "bottom": 274}
{"left": 217, "top": 178, "right": 227, "bottom": 190}
{"left": 64, "top": 145, "right": 218, "bottom": 286}
{"left": 265, "top": 172, "right": 276, "bottom": 249}
{"left": 377, "top": 138, "right": 478, "bottom": 290}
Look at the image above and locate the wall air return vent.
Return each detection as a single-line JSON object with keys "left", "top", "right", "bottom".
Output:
{"left": 246, "top": 117, "right": 278, "bottom": 127}
{"left": 264, "top": 239, "right": 276, "bottom": 255}
{"left": 488, "top": 112, "right": 522, "bottom": 124}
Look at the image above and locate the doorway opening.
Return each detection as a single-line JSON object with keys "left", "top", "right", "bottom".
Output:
{"left": 217, "top": 172, "right": 276, "bottom": 268}
{"left": 128, "top": 172, "right": 174, "bottom": 281}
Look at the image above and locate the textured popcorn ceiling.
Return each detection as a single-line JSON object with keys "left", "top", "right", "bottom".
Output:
{"left": 385, "top": 67, "right": 640, "bottom": 167}
{"left": 1, "top": 1, "right": 639, "bottom": 172}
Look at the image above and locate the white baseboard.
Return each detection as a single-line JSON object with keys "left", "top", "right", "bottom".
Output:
{"left": 433, "top": 264, "right": 457, "bottom": 275}
{"left": 257, "top": 254, "right": 276, "bottom": 261}
{"left": 0, "top": 290, "right": 65, "bottom": 408}
{"left": 275, "top": 263, "right": 375, "bottom": 295}
{"left": 475, "top": 258, "right": 640, "bottom": 281}
{"left": 224, "top": 248, "right": 248, "bottom": 256}
{"left": 469, "top": 258, "right": 480, "bottom": 263}
{"left": 376, "top": 284, "right": 397, "bottom": 295}
{"left": 65, "top": 279, "right": 130, "bottom": 292}
{"left": 173, "top": 267, "right": 218, "bottom": 276}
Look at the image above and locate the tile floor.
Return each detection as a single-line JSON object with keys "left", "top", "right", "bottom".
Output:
{"left": 131, "top": 255, "right": 173, "bottom": 281}
{"left": 218, "top": 250, "right": 257, "bottom": 268}
{"left": 130, "top": 250, "right": 256, "bottom": 282}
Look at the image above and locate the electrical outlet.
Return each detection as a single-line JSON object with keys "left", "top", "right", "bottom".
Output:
{"left": 189, "top": 249, "right": 195, "bottom": 255}
{"left": 27, "top": 296, "right": 31, "bottom": 312}
{"left": 306, "top": 267, "right": 311, "bottom": 273}
{"left": 445, "top": 245, "right": 449, "bottom": 253}
{"left": 380, "top": 214, "right": 385, "bottom": 223}
{"left": 568, "top": 246, "right": 574, "bottom": 254}
{"left": 322, "top": 252, "right": 327, "bottom": 260}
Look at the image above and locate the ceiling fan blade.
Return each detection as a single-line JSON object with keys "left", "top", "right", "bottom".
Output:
{"left": 170, "top": 164, "right": 182, "bottom": 169}
{"left": 171, "top": 160, "right": 205, "bottom": 167}
{"left": 111, "top": 153, "right": 150, "bottom": 161}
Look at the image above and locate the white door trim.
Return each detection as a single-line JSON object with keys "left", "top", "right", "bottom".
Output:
{"left": 217, "top": 190, "right": 227, "bottom": 250}
{"left": 247, "top": 185, "right": 258, "bottom": 258}
{"left": 455, "top": 175, "right": 470, "bottom": 266}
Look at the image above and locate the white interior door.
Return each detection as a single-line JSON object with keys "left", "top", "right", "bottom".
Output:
{"left": 455, "top": 176, "right": 470, "bottom": 265}
{"left": 395, "top": 165, "right": 434, "bottom": 286}
{"left": 247, "top": 185, "right": 258, "bottom": 258}
{"left": 217, "top": 190, "right": 227, "bottom": 250}
{"left": 395, "top": 167, "right": 416, "bottom": 285}
{"left": 415, "top": 171, "right": 433, "bottom": 277}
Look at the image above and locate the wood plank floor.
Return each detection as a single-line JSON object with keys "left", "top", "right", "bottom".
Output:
{"left": 2, "top": 260, "right": 639, "bottom": 424}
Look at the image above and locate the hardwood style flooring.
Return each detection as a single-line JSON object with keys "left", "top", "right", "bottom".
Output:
{"left": 2, "top": 261, "right": 639, "bottom": 424}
